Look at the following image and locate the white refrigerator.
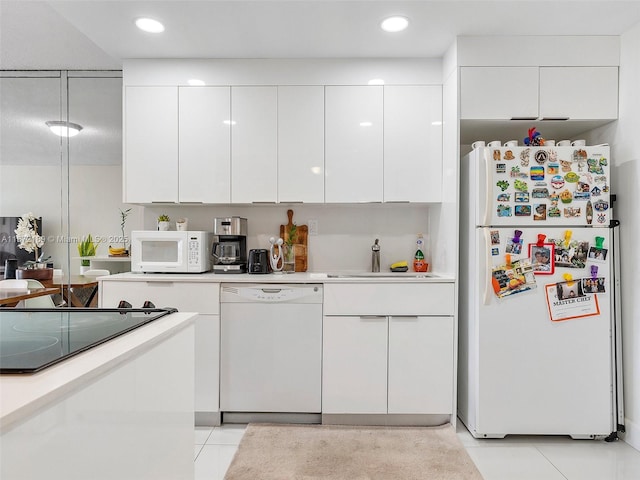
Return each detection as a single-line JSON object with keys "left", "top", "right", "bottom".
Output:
{"left": 459, "top": 144, "right": 623, "bottom": 439}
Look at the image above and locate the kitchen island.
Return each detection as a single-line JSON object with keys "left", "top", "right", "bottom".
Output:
{"left": 0, "top": 310, "right": 197, "bottom": 480}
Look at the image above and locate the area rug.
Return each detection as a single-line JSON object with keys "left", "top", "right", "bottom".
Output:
{"left": 224, "top": 423, "right": 483, "bottom": 479}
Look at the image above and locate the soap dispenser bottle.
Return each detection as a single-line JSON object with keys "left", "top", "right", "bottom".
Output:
{"left": 413, "top": 234, "right": 428, "bottom": 272}
{"left": 371, "top": 239, "right": 380, "bottom": 272}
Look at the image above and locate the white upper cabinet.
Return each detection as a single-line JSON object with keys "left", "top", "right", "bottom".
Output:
{"left": 460, "top": 66, "right": 619, "bottom": 121}
{"left": 178, "top": 87, "right": 231, "bottom": 203}
{"left": 325, "top": 86, "right": 384, "bottom": 203}
{"left": 124, "top": 86, "right": 179, "bottom": 203}
{"left": 384, "top": 86, "right": 443, "bottom": 202}
{"left": 539, "top": 66, "right": 618, "bottom": 120}
{"left": 277, "top": 86, "right": 325, "bottom": 203}
{"left": 460, "top": 67, "right": 539, "bottom": 120}
{"left": 231, "top": 86, "right": 278, "bottom": 203}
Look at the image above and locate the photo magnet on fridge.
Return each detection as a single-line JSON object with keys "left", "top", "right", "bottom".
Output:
{"left": 582, "top": 277, "right": 606, "bottom": 294}
{"left": 550, "top": 239, "right": 589, "bottom": 269}
{"left": 529, "top": 243, "right": 555, "bottom": 275}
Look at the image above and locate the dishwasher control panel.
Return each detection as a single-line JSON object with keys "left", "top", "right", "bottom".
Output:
{"left": 220, "top": 284, "right": 323, "bottom": 303}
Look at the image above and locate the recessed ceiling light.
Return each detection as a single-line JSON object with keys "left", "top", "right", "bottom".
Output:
{"left": 359, "top": 121, "right": 373, "bottom": 127}
{"left": 188, "top": 79, "right": 205, "bottom": 86}
{"left": 380, "top": 16, "right": 409, "bottom": 33}
{"left": 368, "top": 79, "right": 385, "bottom": 85}
{"left": 135, "top": 17, "right": 165, "bottom": 33}
{"left": 45, "top": 121, "right": 83, "bottom": 137}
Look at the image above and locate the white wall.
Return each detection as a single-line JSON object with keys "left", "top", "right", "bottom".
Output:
{"left": 142, "top": 204, "right": 432, "bottom": 273}
{"left": 585, "top": 21, "right": 640, "bottom": 451}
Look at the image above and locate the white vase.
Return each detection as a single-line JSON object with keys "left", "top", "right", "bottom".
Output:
{"left": 80, "top": 265, "right": 90, "bottom": 274}
{"left": 158, "top": 221, "right": 170, "bottom": 231}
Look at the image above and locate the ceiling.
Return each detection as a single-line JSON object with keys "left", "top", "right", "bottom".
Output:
{"left": 2, "top": 1, "right": 640, "bottom": 69}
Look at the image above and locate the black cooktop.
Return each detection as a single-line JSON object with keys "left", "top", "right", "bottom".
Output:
{"left": 0, "top": 307, "right": 177, "bottom": 374}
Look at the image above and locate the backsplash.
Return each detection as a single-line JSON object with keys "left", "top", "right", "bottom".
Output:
{"left": 143, "top": 204, "right": 433, "bottom": 273}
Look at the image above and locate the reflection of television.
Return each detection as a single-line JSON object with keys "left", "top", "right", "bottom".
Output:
{"left": 0, "top": 216, "right": 43, "bottom": 273}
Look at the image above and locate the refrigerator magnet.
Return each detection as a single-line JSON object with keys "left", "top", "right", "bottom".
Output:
{"left": 505, "top": 237, "right": 523, "bottom": 254}
{"left": 490, "top": 230, "right": 500, "bottom": 245}
{"left": 529, "top": 243, "right": 555, "bottom": 275}
{"left": 587, "top": 246, "right": 608, "bottom": 262}
{"left": 514, "top": 205, "right": 531, "bottom": 216}
{"left": 533, "top": 204, "right": 547, "bottom": 221}
{"left": 582, "top": 277, "right": 606, "bottom": 294}
{"left": 550, "top": 239, "right": 589, "bottom": 269}
{"left": 497, "top": 205, "right": 512, "bottom": 217}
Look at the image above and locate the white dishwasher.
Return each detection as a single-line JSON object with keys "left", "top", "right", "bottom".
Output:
{"left": 220, "top": 283, "right": 323, "bottom": 423}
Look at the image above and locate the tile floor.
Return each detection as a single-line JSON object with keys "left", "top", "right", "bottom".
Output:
{"left": 194, "top": 421, "right": 640, "bottom": 480}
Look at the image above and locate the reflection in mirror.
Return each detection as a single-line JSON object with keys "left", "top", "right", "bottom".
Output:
{"left": 1, "top": 71, "right": 132, "bottom": 281}
{"left": 0, "top": 73, "right": 64, "bottom": 274}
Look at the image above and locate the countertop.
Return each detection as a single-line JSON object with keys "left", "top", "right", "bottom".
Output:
{"left": 0, "top": 311, "right": 197, "bottom": 432}
{"left": 99, "top": 271, "right": 456, "bottom": 283}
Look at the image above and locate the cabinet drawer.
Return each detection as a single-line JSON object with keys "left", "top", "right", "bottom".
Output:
{"left": 101, "top": 281, "right": 220, "bottom": 314}
{"left": 323, "top": 283, "right": 454, "bottom": 316}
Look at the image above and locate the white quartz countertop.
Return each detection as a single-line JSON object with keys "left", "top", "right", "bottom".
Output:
{"left": 0, "top": 312, "right": 197, "bottom": 432}
{"left": 100, "top": 271, "right": 455, "bottom": 283}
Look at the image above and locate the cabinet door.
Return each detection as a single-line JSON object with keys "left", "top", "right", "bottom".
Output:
{"left": 388, "top": 316, "right": 454, "bottom": 414}
{"left": 384, "top": 86, "right": 443, "bottom": 202}
{"left": 325, "top": 86, "right": 383, "bottom": 202}
{"left": 124, "top": 86, "right": 178, "bottom": 203}
{"left": 322, "top": 315, "right": 388, "bottom": 414}
{"left": 277, "top": 86, "right": 325, "bottom": 203}
{"left": 460, "top": 67, "right": 539, "bottom": 120}
{"left": 179, "top": 87, "right": 231, "bottom": 203}
{"left": 231, "top": 86, "right": 278, "bottom": 203}
{"left": 100, "top": 280, "right": 220, "bottom": 415}
{"left": 539, "top": 66, "right": 618, "bottom": 120}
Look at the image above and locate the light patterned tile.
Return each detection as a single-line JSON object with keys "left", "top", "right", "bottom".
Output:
{"left": 206, "top": 424, "right": 247, "bottom": 446}
{"left": 536, "top": 442, "right": 640, "bottom": 480}
{"left": 194, "top": 444, "right": 238, "bottom": 480}
{"left": 466, "top": 446, "right": 566, "bottom": 480}
{"left": 194, "top": 444, "right": 203, "bottom": 460}
{"left": 195, "top": 426, "right": 214, "bottom": 445}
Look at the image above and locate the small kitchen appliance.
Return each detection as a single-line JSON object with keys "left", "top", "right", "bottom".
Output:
{"left": 131, "top": 230, "right": 212, "bottom": 273}
{"left": 212, "top": 217, "right": 247, "bottom": 273}
{"left": 247, "top": 249, "right": 270, "bottom": 274}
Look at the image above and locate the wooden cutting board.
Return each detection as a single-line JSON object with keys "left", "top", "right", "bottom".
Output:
{"left": 279, "top": 209, "right": 308, "bottom": 272}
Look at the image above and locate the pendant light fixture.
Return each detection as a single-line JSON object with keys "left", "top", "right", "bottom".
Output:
{"left": 45, "top": 121, "right": 83, "bottom": 137}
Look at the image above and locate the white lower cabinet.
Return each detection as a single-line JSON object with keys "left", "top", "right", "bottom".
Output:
{"left": 387, "top": 315, "right": 454, "bottom": 414}
{"left": 322, "top": 315, "right": 388, "bottom": 414}
{"left": 99, "top": 279, "right": 220, "bottom": 424}
{"left": 322, "top": 283, "right": 455, "bottom": 418}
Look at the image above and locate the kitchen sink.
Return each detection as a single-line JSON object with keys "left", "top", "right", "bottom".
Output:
{"left": 326, "top": 272, "right": 433, "bottom": 279}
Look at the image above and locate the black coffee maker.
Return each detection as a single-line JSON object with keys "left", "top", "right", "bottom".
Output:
{"left": 211, "top": 217, "right": 247, "bottom": 273}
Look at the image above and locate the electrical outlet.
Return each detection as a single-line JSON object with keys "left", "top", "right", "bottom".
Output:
{"left": 308, "top": 219, "right": 318, "bottom": 236}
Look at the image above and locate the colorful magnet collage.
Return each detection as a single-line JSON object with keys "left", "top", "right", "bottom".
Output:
{"left": 494, "top": 147, "right": 610, "bottom": 224}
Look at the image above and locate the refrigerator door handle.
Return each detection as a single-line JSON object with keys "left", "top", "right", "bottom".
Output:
{"left": 482, "top": 148, "right": 493, "bottom": 226}
{"left": 482, "top": 227, "right": 493, "bottom": 306}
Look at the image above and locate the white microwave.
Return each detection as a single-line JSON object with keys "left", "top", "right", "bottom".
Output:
{"left": 131, "top": 230, "right": 212, "bottom": 273}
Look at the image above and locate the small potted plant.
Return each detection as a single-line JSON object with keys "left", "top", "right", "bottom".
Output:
{"left": 109, "top": 208, "right": 131, "bottom": 256}
{"left": 78, "top": 234, "right": 97, "bottom": 274}
{"left": 157, "top": 214, "right": 170, "bottom": 231}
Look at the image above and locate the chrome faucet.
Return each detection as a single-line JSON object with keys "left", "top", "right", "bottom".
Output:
{"left": 371, "top": 238, "right": 380, "bottom": 272}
